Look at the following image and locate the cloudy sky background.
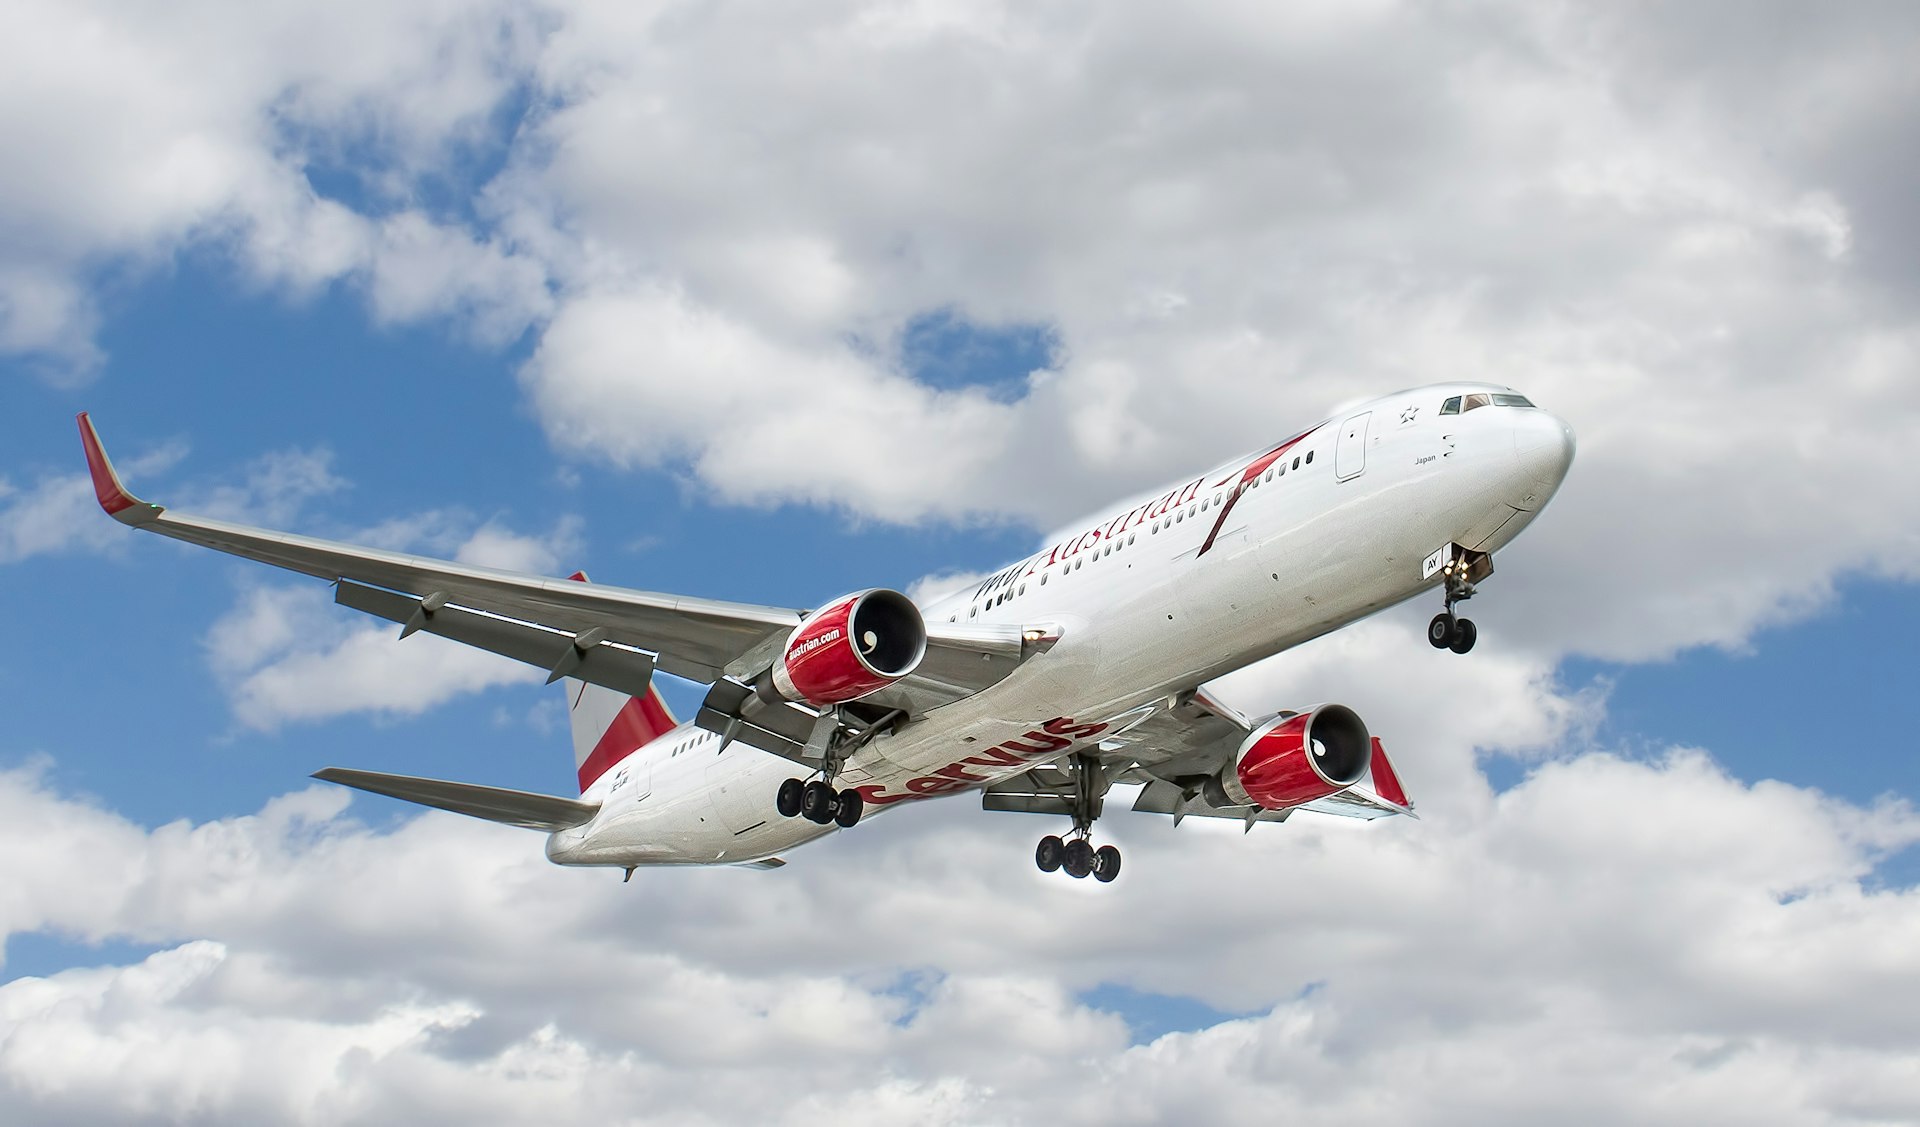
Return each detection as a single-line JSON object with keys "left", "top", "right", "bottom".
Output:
{"left": 3, "top": 1, "right": 1919, "bottom": 1122}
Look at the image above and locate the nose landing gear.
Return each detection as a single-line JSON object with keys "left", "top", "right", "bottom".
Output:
{"left": 1428, "top": 612, "right": 1477, "bottom": 654}
{"left": 1426, "top": 544, "right": 1490, "bottom": 655}
{"left": 1032, "top": 753, "right": 1123, "bottom": 882}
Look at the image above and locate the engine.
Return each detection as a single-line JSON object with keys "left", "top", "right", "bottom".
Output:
{"left": 1204, "top": 704, "right": 1371, "bottom": 811}
{"left": 765, "top": 589, "right": 927, "bottom": 706}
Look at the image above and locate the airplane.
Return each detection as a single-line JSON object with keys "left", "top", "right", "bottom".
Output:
{"left": 78, "top": 382, "right": 1573, "bottom": 883}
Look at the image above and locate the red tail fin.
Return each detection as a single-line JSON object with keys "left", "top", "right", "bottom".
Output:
{"left": 563, "top": 572, "right": 679, "bottom": 792}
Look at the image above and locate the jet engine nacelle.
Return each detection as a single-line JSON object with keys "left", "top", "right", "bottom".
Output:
{"left": 1205, "top": 704, "right": 1371, "bottom": 810}
{"left": 766, "top": 589, "right": 927, "bottom": 706}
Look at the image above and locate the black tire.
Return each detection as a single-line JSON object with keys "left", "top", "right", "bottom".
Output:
{"left": 1093, "top": 845, "right": 1122, "bottom": 883}
{"left": 1062, "top": 838, "right": 1095, "bottom": 879}
{"left": 800, "top": 780, "right": 835, "bottom": 823}
{"left": 1449, "top": 617, "right": 1478, "bottom": 654}
{"left": 1035, "top": 835, "right": 1064, "bottom": 873}
{"left": 776, "top": 778, "right": 804, "bottom": 818}
{"left": 1428, "top": 613, "right": 1455, "bottom": 649}
{"left": 833, "top": 788, "right": 864, "bottom": 828}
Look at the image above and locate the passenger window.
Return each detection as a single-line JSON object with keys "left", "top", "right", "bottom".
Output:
{"left": 1291, "top": 456, "right": 1300, "bottom": 470}
{"left": 1440, "top": 396, "right": 1461, "bottom": 415}
{"left": 1305, "top": 450, "right": 1313, "bottom": 464}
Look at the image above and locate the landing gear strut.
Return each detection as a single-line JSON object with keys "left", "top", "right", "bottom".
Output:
{"left": 1428, "top": 547, "right": 1484, "bottom": 655}
{"left": 772, "top": 706, "right": 903, "bottom": 830}
{"left": 1034, "top": 753, "right": 1122, "bottom": 883}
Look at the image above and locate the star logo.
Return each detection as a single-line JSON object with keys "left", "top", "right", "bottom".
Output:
{"left": 1400, "top": 405, "right": 1420, "bottom": 424}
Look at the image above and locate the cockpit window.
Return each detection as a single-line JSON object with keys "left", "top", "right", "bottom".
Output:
{"left": 1444, "top": 392, "right": 1534, "bottom": 414}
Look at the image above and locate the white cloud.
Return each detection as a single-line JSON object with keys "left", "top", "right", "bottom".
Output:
{"left": 6, "top": 0, "right": 1919, "bottom": 667}
{"left": 0, "top": 0, "right": 550, "bottom": 378}
{"left": 1, "top": 707, "right": 1916, "bottom": 1125}
{"left": 0, "top": 442, "right": 186, "bottom": 563}
{"left": 483, "top": 0, "right": 1920, "bottom": 667}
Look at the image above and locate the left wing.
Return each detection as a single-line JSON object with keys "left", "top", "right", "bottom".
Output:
{"left": 81, "top": 414, "right": 801, "bottom": 686}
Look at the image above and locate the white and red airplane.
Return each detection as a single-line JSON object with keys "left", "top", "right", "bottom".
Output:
{"left": 80, "top": 383, "right": 1572, "bottom": 882}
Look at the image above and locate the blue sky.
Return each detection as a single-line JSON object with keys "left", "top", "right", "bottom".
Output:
{"left": 3, "top": 3, "right": 1919, "bottom": 1124}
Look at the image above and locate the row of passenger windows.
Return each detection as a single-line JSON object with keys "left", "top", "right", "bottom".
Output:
{"left": 956, "top": 447, "right": 1317, "bottom": 620}
{"left": 666, "top": 730, "right": 718, "bottom": 757}
{"left": 1440, "top": 392, "right": 1534, "bottom": 415}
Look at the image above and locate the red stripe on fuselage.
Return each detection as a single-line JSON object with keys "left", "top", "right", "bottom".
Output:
{"left": 1197, "top": 425, "right": 1321, "bottom": 557}
{"left": 576, "top": 691, "right": 678, "bottom": 792}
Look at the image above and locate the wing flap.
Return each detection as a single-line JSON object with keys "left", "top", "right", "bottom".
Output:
{"left": 334, "top": 580, "right": 662, "bottom": 696}
{"left": 314, "top": 767, "right": 600, "bottom": 832}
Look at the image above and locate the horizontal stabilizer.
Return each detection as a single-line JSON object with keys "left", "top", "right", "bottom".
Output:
{"left": 313, "top": 767, "right": 600, "bottom": 832}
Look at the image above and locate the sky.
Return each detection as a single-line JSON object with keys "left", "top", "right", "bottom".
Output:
{"left": 2, "top": 1, "right": 1918, "bottom": 1123}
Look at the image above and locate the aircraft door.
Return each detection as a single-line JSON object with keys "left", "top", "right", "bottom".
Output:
{"left": 1335, "top": 411, "right": 1371, "bottom": 481}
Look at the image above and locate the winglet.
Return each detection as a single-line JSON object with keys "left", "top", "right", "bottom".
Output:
{"left": 76, "top": 413, "right": 163, "bottom": 525}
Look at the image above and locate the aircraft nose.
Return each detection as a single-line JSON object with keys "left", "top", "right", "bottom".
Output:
{"left": 1512, "top": 409, "right": 1575, "bottom": 506}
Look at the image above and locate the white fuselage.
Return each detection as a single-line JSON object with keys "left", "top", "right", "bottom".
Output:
{"left": 546, "top": 382, "right": 1575, "bottom": 868}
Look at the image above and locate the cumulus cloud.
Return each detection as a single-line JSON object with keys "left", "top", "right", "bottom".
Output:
{"left": 488, "top": 0, "right": 1920, "bottom": 664}
{"left": 0, "top": 0, "right": 551, "bottom": 377}
{"left": 6, "top": 0, "right": 1919, "bottom": 664}
{"left": 1, "top": 725, "right": 1916, "bottom": 1125}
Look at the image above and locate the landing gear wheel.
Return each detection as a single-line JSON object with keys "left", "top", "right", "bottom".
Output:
{"left": 832, "top": 788, "right": 864, "bottom": 828}
{"left": 1448, "top": 617, "right": 1478, "bottom": 654}
{"left": 800, "top": 780, "right": 836, "bottom": 823}
{"left": 775, "top": 778, "right": 804, "bottom": 818}
{"left": 1428, "top": 613, "right": 1455, "bottom": 649}
{"left": 1062, "top": 838, "right": 1095, "bottom": 879}
{"left": 1093, "top": 845, "right": 1122, "bottom": 883}
{"left": 1035, "top": 835, "right": 1064, "bottom": 873}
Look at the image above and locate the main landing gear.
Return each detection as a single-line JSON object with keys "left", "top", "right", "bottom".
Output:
{"left": 776, "top": 776, "right": 863, "bottom": 829}
{"left": 1428, "top": 547, "right": 1483, "bottom": 655}
{"left": 772, "top": 705, "right": 903, "bottom": 831}
{"left": 1033, "top": 753, "right": 1122, "bottom": 883}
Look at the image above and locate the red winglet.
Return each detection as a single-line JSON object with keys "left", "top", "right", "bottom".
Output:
{"left": 76, "top": 413, "right": 155, "bottom": 521}
{"left": 1368, "top": 737, "right": 1411, "bottom": 809}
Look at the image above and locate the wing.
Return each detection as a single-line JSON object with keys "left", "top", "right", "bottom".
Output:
{"left": 81, "top": 414, "right": 804, "bottom": 686}
{"left": 314, "top": 767, "right": 599, "bottom": 831}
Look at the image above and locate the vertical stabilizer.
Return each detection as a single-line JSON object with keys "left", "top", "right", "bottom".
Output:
{"left": 564, "top": 572, "right": 678, "bottom": 792}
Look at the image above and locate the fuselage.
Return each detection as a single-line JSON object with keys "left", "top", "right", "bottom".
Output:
{"left": 547, "top": 382, "right": 1575, "bottom": 868}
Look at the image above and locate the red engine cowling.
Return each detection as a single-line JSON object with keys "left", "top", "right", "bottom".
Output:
{"left": 767, "top": 589, "right": 927, "bottom": 705}
{"left": 1205, "top": 704, "right": 1371, "bottom": 810}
